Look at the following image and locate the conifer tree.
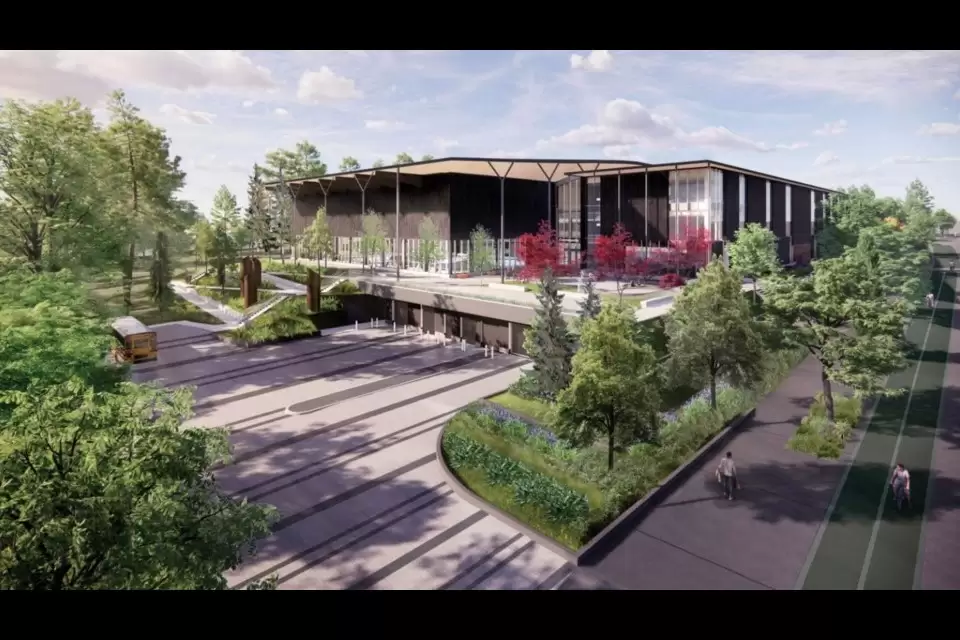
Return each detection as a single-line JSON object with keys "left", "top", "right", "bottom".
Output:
{"left": 522, "top": 267, "right": 574, "bottom": 398}
{"left": 577, "top": 277, "right": 602, "bottom": 324}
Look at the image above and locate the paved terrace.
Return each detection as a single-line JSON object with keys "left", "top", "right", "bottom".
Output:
{"left": 134, "top": 325, "right": 572, "bottom": 590}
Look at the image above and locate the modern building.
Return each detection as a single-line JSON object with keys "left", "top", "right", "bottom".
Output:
{"left": 280, "top": 157, "right": 835, "bottom": 272}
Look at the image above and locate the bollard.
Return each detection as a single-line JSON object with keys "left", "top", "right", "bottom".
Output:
{"left": 461, "top": 339, "right": 465, "bottom": 352}
{"left": 393, "top": 322, "right": 396, "bottom": 333}
{"left": 370, "top": 318, "right": 374, "bottom": 328}
{"left": 404, "top": 325, "right": 408, "bottom": 336}
{"left": 355, "top": 320, "right": 359, "bottom": 332}
{"left": 484, "top": 345, "right": 488, "bottom": 357}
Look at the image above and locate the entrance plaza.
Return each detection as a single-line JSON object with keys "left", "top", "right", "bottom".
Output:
{"left": 136, "top": 323, "right": 572, "bottom": 590}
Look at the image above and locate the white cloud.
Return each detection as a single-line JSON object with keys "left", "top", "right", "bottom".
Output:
{"left": 602, "top": 145, "right": 641, "bottom": 159}
{"left": 158, "top": 103, "right": 216, "bottom": 125}
{"left": 814, "top": 120, "right": 848, "bottom": 136}
{"left": 570, "top": 50, "right": 614, "bottom": 72}
{"left": 187, "top": 154, "right": 247, "bottom": 173}
{"left": 273, "top": 108, "right": 290, "bottom": 118}
{"left": 538, "top": 98, "right": 807, "bottom": 153}
{"left": 434, "top": 138, "right": 460, "bottom": 153}
{"left": 882, "top": 155, "right": 960, "bottom": 165}
{"left": 813, "top": 151, "right": 839, "bottom": 166}
{"left": 955, "top": 88, "right": 960, "bottom": 100}
{"left": 242, "top": 100, "right": 256, "bottom": 108}
{"left": 694, "top": 50, "right": 960, "bottom": 102}
{"left": 296, "top": 67, "right": 362, "bottom": 104}
{"left": 0, "top": 50, "right": 277, "bottom": 103}
{"left": 918, "top": 122, "right": 960, "bottom": 136}
{"left": 365, "top": 119, "right": 409, "bottom": 131}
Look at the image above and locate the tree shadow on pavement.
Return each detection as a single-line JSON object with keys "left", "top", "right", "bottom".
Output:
{"left": 218, "top": 417, "right": 452, "bottom": 590}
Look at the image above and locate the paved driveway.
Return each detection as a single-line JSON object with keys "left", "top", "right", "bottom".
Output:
{"left": 136, "top": 325, "right": 571, "bottom": 590}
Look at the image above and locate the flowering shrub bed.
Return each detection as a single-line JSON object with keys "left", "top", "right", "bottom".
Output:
{"left": 441, "top": 347, "right": 807, "bottom": 549}
{"left": 658, "top": 273, "right": 685, "bottom": 289}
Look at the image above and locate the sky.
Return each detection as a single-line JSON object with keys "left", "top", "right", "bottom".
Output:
{"left": 1, "top": 49, "right": 959, "bottom": 214}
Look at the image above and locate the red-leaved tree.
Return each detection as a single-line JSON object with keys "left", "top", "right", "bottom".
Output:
{"left": 516, "top": 220, "right": 562, "bottom": 281}
{"left": 666, "top": 227, "right": 712, "bottom": 273}
{"left": 593, "top": 223, "right": 633, "bottom": 302}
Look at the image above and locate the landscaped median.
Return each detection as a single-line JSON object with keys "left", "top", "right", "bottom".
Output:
{"left": 437, "top": 347, "right": 806, "bottom": 558}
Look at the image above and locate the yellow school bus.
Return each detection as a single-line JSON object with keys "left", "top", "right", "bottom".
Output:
{"left": 111, "top": 316, "right": 158, "bottom": 363}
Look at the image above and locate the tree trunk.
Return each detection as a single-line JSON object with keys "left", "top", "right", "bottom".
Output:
{"left": 752, "top": 279, "right": 758, "bottom": 302}
{"left": 607, "top": 418, "right": 616, "bottom": 471}
{"left": 710, "top": 371, "right": 718, "bottom": 410}
{"left": 821, "top": 366, "right": 836, "bottom": 422}
{"left": 123, "top": 242, "right": 135, "bottom": 314}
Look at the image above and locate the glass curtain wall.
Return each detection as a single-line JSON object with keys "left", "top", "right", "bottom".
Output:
{"left": 585, "top": 177, "right": 601, "bottom": 252}
{"left": 668, "top": 168, "right": 723, "bottom": 242}
{"left": 556, "top": 177, "right": 581, "bottom": 264}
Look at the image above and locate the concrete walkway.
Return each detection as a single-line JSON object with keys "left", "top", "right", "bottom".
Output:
{"left": 170, "top": 281, "right": 244, "bottom": 325}
{"left": 571, "top": 356, "right": 853, "bottom": 590}
{"left": 261, "top": 272, "right": 307, "bottom": 293}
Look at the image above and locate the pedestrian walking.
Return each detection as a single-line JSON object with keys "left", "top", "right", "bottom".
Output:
{"left": 925, "top": 292, "right": 935, "bottom": 308}
{"left": 716, "top": 451, "right": 740, "bottom": 500}
{"left": 890, "top": 463, "right": 911, "bottom": 511}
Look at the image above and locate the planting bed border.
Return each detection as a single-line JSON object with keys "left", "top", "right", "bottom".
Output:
{"left": 436, "top": 405, "right": 756, "bottom": 566}
{"left": 217, "top": 330, "right": 321, "bottom": 349}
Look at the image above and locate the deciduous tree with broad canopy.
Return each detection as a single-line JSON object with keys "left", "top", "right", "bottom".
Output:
{"left": 664, "top": 259, "right": 766, "bottom": 409}
{"left": 763, "top": 252, "right": 909, "bottom": 421}
{"left": 555, "top": 304, "right": 661, "bottom": 471}
{"left": 727, "top": 223, "right": 780, "bottom": 299}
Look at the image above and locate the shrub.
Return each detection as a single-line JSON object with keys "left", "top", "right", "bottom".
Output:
{"left": 226, "top": 297, "right": 316, "bottom": 345}
{"left": 658, "top": 273, "right": 685, "bottom": 289}
{"left": 443, "top": 431, "right": 589, "bottom": 529}
{"left": 787, "top": 393, "right": 861, "bottom": 459}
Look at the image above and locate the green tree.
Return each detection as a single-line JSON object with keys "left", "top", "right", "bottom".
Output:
{"left": 103, "top": 91, "right": 186, "bottom": 314}
{"left": 149, "top": 231, "right": 173, "bottom": 314}
{"left": 271, "top": 173, "right": 296, "bottom": 264}
{"left": 0, "top": 378, "right": 275, "bottom": 589}
{"left": 244, "top": 164, "right": 276, "bottom": 256}
{"left": 577, "top": 277, "right": 602, "bottom": 325}
{"left": 210, "top": 186, "right": 241, "bottom": 236}
{"left": 360, "top": 210, "right": 387, "bottom": 271}
{"left": 0, "top": 98, "right": 114, "bottom": 270}
{"left": 261, "top": 140, "right": 326, "bottom": 181}
{"left": 0, "top": 266, "right": 123, "bottom": 420}
{"left": 817, "top": 186, "right": 900, "bottom": 258}
{"left": 303, "top": 207, "right": 333, "bottom": 269}
{"left": 421, "top": 154, "right": 435, "bottom": 162}
{"left": 904, "top": 179, "right": 934, "bottom": 217}
{"left": 469, "top": 225, "right": 495, "bottom": 285}
{"left": 933, "top": 208, "right": 956, "bottom": 237}
{"left": 555, "top": 304, "right": 661, "bottom": 471}
{"left": 339, "top": 156, "right": 361, "bottom": 171}
{"left": 191, "top": 219, "right": 215, "bottom": 271}
{"left": 395, "top": 152, "right": 415, "bottom": 165}
{"left": 209, "top": 220, "right": 238, "bottom": 295}
{"left": 664, "top": 260, "right": 765, "bottom": 409}
{"left": 522, "top": 268, "right": 575, "bottom": 399}
{"left": 372, "top": 159, "right": 386, "bottom": 168}
{"left": 416, "top": 217, "right": 442, "bottom": 272}
{"left": 728, "top": 223, "right": 780, "bottom": 299}
{"left": 763, "top": 253, "right": 909, "bottom": 421}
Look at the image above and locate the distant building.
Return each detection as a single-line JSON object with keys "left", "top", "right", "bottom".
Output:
{"left": 277, "top": 157, "right": 835, "bottom": 273}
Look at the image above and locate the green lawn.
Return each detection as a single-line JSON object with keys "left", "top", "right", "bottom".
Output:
{"left": 87, "top": 256, "right": 222, "bottom": 326}
{"left": 488, "top": 391, "right": 554, "bottom": 422}
{"left": 507, "top": 280, "right": 666, "bottom": 307}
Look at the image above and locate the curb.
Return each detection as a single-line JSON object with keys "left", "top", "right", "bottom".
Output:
{"left": 435, "top": 407, "right": 756, "bottom": 567}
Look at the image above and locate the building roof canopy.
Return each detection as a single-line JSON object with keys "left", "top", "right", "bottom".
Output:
{"left": 284, "top": 157, "right": 648, "bottom": 187}
{"left": 280, "top": 155, "right": 835, "bottom": 195}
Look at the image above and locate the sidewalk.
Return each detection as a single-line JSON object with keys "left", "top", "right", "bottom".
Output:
{"left": 261, "top": 272, "right": 307, "bottom": 293}
{"left": 574, "top": 356, "right": 853, "bottom": 590}
{"left": 170, "top": 281, "right": 244, "bottom": 325}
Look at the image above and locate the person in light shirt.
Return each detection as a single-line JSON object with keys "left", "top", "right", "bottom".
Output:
{"left": 890, "top": 462, "right": 911, "bottom": 511}
{"left": 716, "top": 451, "right": 739, "bottom": 501}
